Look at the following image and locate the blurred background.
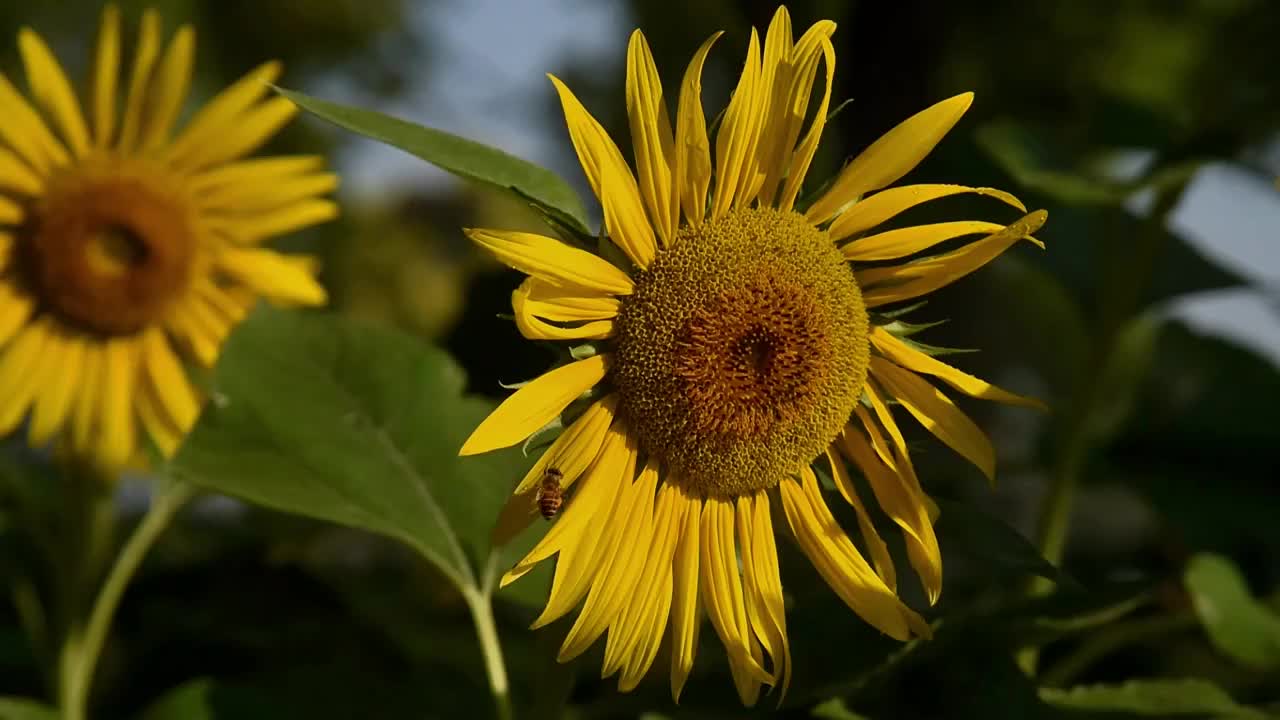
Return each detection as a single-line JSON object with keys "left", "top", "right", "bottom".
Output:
{"left": 2, "top": 0, "right": 1278, "bottom": 717}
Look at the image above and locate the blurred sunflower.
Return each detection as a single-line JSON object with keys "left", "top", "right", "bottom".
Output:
{"left": 461, "top": 6, "right": 1046, "bottom": 705}
{"left": 0, "top": 6, "right": 336, "bottom": 469}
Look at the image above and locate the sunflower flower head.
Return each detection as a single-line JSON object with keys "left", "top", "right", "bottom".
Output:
{"left": 461, "top": 7, "right": 1046, "bottom": 705}
{"left": 0, "top": 6, "right": 337, "bottom": 470}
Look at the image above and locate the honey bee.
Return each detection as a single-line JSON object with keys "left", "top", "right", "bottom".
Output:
{"left": 536, "top": 468, "right": 564, "bottom": 520}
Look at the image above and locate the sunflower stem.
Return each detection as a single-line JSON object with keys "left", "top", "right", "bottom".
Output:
{"left": 58, "top": 480, "right": 194, "bottom": 720}
{"left": 463, "top": 577, "right": 513, "bottom": 720}
{"left": 1019, "top": 177, "right": 1191, "bottom": 675}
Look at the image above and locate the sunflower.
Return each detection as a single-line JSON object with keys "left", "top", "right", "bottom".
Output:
{"left": 460, "top": 7, "right": 1045, "bottom": 705}
{"left": 0, "top": 6, "right": 336, "bottom": 470}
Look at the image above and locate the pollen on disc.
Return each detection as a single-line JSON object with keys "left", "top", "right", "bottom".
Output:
{"left": 612, "top": 206, "right": 870, "bottom": 499}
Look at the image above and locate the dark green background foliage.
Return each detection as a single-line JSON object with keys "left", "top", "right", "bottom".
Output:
{"left": 2, "top": 0, "right": 1279, "bottom": 718}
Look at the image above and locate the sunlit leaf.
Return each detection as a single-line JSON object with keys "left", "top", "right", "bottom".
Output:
{"left": 1184, "top": 553, "right": 1280, "bottom": 671}
{"left": 278, "top": 88, "right": 591, "bottom": 235}
{"left": 173, "top": 305, "right": 535, "bottom": 617}
{"left": 1040, "top": 678, "right": 1268, "bottom": 718}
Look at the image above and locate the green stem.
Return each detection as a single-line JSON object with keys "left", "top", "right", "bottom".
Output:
{"left": 1020, "top": 178, "right": 1191, "bottom": 675}
{"left": 464, "top": 559, "right": 512, "bottom": 720}
{"left": 58, "top": 481, "right": 195, "bottom": 720}
{"left": 1040, "top": 612, "right": 1197, "bottom": 687}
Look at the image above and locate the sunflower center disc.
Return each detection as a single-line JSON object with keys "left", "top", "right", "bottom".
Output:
{"left": 23, "top": 156, "right": 197, "bottom": 336}
{"left": 613, "top": 207, "right": 870, "bottom": 498}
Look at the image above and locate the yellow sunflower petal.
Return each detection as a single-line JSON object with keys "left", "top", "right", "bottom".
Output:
{"left": 99, "top": 337, "right": 139, "bottom": 469}
{"left": 842, "top": 417, "right": 943, "bottom": 604}
{"left": 0, "top": 73, "right": 68, "bottom": 173}
{"left": 142, "top": 327, "right": 201, "bottom": 431}
{"left": 165, "top": 300, "right": 220, "bottom": 368}
{"left": 557, "top": 459, "right": 657, "bottom": 661}
{"left": 870, "top": 356, "right": 995, "bottom": 482}
{"left": 0, "top": 233, "right": 12, "bottom": 270}
{"left": 214, "top": 199, "right": 339, "bottom": 243}
{"left": 857, "top": 210, "right": 1047, "bottom": 307}
{"left": 626, "top": 31, "right": 676, "bottom": 245}
{"left": 669, "top": 483, "right": 702, "bottom": 703}
{"left": 738, "top": 491, "right": 792, "bottom": 704}
{"left": 117, "top": 9, "right": 161, "bottom": 153}
{"left": 136, "top": 374, "right": 184, "bottom": 457}
{"left": 17, "top": 29, "right": 90, "bottom": 157}
{"left": 173, "top": 96, "right": 298, "bottom": 171}
{"left": 516, "top": 277, "right": 620, "bottom": 322}
{"left": 199, "top": 172, "right": 339, "bottom": 214}
{"left": 825, "top": 448, "right": 896, "bottom": 591}
{"left": 780, "top": 468, "right": 930, "bottom": 640}
{"left": 550, "top": 74, "right": 656, "bottom": 269}
{"left": 700, "top": 496, "right": 772, "bottom": 704}
{"left": 673, "top": 32, "right": 720, "bottom": 230}
{"left": 0, "top": 284, "right": 35, "bottom": 349}
{"left": 167, "top": 60, "right": 282, "bottom": 159}
{"left": 528, "top": 427, "right": 637, "bottom": 627}
{"left": 829, "top": 184, "right": 1025, "bottom": 242}
{"left": 490, "top": 395, "right": 618, "bottom": 546}
{"left": 871, "top": 326, "right": 1045, "bottom": 410}
{"left": 711, "top": 29, "right": 763, "bottom": 220}
{"left": 753, "top": 6, "right": 794, "bottom": 207}
{"left": 216, "top": 248, "right": 327, "bottom": 306}
{"left": 28, "top": 328, "right": 84, "bottom": 446}
{"left": 140, "top": 26, "right": 195, "bottom": 149}
{"left": 778, "top": 34, "right": 836, "bottom": 213}
{"left": 605, "top": 478, "right": 679, "bottom": 686}
{"left": 843, "top": 220, "right": 1005, "bottom": 262}
{"left": 0, "top": 147, "right": 44, "bottom": 195}
{"left": 504, "top": 423, "right": 631, "bottom": 586}
{"left": 806, "top": 93, "right": 975, "bottom": 226}
{"left": 90, "top": 5, "right": 121, "bottom": 145}
{"left": 460, "top": 354, "right": 609, "bottom": 456}
{"left": 0, "top": 197, "right": 25, "bottom": 225}
{"left": 512, "top": 280, "right": 614, "bottom": 341}
{"left": 617, "top": 562, "right": 673, "bottom": 692}
{"left": 465, "top": 228, "right": 634, "bottom": 295}
{"left": 190, "top": 155, "right": 326, "bottom": 195}
{"left": 0, "top": 321, "right": 50, "bottom": 434}
{"left": 858, "top": 389, "right": 902, "bottom": 468}
{"left": 70, "top": 342, "right": 103, "bottom": 455}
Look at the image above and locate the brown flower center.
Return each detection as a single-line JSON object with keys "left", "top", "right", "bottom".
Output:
{"left": 612, "top": 207, "right": 870, "bottom": 498}
{"left": 21, "top": 155, "right": 196, "bottom": 335}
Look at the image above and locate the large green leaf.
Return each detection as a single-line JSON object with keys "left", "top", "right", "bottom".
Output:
{"left": 278, "top": 88, "right": 591, "bottom": 235}
{"left": 1040, "top": 678, "right": 1269, "bottom": 718}
{"left": 0, "top": 698, "right": 57, "bottom": 720}
{"left": 173, "top": 306, "right": 532, "bottom": 590}
{"left": 1184, "top": 553, "right": 1280, "bottom": 671}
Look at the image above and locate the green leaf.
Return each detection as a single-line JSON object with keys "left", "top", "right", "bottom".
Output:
{"left": 1184, "top": 553, "right": 1280, "bottom": 671}
{"left": 976, "top": 120, "right": 1205, "bottom": 206}
{"left": 173, "top": 305, "right": 534, "bottom": 597}
{"left": 278, "top": 88, "right": 591, "bottom": 234}
{"left": 812, "top": 697, "right": 873, "bottom": 719}
{"left": 1040, "top": 678, "right": 1269, "bottom": 718}
{"left": 138, "top": 679, "right": 227, "bottom": 720}
{"left": 933, "top": 498, "right": 1058, "bottom": 582}
{"left": 978, "top": 121, "right": 1130, "bottom": 205}
{"left": 0, "top": 698, "right": 57, "bottom": 720}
